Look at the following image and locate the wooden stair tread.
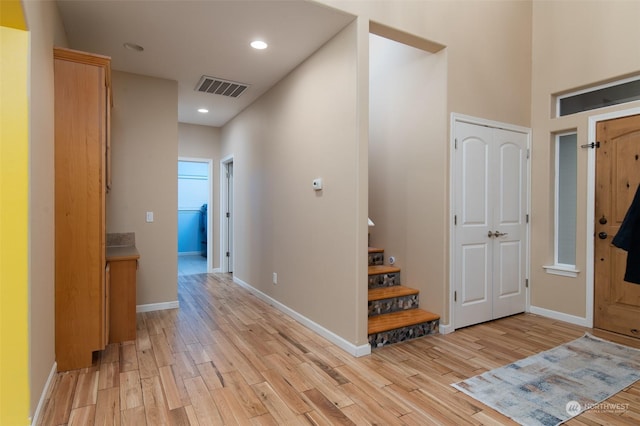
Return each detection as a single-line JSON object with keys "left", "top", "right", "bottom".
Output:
{"left": 368, "top": 285, "right": 418, "bottom": 302}
{"left": 368, "top": 247, "right": 384, "bottom": 253}
{"left": 368, "top": 265, "right": 401, "bottom": 275}
{"left": 368, "top": 309, "right": 440, "bottom": 335}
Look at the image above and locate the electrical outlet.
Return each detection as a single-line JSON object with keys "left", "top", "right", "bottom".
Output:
{"left": 272, "top": 272, "right": 278, "bottom": 285}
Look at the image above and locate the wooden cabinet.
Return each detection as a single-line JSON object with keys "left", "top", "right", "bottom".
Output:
{"left": 54, "top": 47, "right": 111, "bottom": 371}
{"left": 106, "top": 248, "right": 139, "bottom": 343}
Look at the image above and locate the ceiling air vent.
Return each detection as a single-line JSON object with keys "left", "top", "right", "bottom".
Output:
{"left": 195, "top": 75, "right": 249, "bottom": 98}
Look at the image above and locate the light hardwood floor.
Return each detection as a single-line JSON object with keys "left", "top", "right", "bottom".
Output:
{"left": 38, "top": 273, "right": 640, "bottom": 425}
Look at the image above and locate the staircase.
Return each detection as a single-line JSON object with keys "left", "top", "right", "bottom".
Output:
{"left": 368, "top": 247, "right": 440, "bottom": 347}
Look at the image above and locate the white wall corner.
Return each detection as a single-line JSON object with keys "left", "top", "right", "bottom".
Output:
{"left": 232, "top": 276, "right": 371, "bottom": 357}
{"left": 31, "top": 361, "right": 57, "bottom": 426}
{"left": 136, "top": 301, "right": 180, "bottom": 313}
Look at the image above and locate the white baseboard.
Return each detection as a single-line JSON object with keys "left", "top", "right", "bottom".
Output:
{"left": 210, "top": 268, "right": 221, "bottom": 273}
{"left": 31, "top": 361, "right": 57, "bottom": 425}
{"left": 529, "top": 305, "right": 590, "bottom": 327}
{"left": 439, "top": 323, "right": 454, "bottom": 334}
{"left": 136, "top": 301, "right": 179, "bottom": 313}
{"left": 232, "top": 276, "right": 371, "bottom": 357}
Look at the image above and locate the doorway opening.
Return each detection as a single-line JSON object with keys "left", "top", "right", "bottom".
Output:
{"left": 220, "top": 156, "right": 234, "bottom": 273}
{"left": 178, "top": 158, "right": 213, "bottom": 275}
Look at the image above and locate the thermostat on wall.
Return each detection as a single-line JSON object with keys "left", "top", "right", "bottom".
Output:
{"left": 312, "top": 178, "right": 323, "bottom": 191}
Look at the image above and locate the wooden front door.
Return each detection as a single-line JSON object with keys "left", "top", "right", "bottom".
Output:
{"left": 594, "top": 114, "right": 640, "bottom": 337}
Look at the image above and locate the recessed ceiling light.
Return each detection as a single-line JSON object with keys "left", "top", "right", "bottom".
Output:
{"left": 197, "top": 108, "right": 209, "bottom": 113}
{"left": 123, "top": 42, "right": 144, "bottom": 52}
{"left": 250, "top": 40, "right": 268, "bottom": 50}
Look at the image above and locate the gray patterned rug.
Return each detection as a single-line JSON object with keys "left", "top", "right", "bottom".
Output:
{"left": 452, "top": 333, "right": 640, "bottom": 426}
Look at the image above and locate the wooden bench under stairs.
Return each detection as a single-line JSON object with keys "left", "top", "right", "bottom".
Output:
{"left": 368, "top": 247, "right": 440, "bottom": 347}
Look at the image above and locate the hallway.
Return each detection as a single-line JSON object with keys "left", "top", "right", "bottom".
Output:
{"left": 36, "top": 273, "right": 640, "bottom": 425}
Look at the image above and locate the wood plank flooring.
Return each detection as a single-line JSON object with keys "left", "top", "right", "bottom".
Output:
{"left": 38, "top": 273, "right": 640, "bottom": 425}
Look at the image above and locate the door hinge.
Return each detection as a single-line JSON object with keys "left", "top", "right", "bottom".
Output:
{"left": 526, "top": 214, "right": 529, "bottom": 223}
{"left": 226, "top": 251, "right": 230, "bottom": 257}
{"left": 580, "top": 141, "right": 600, "bottom": 149}
{"left": 226, "top": 212, "right": 230, "bottom": 218}
{"left": 454, "top": 138, "right": 458, "bottom": 149}
{"left": 526, "top": 148, "right": 530, "bottom": 159}
{"left": 525, "top": 278, "right": 529, "bottom": 288}
{"left": 454, "top": 291, "right": 457, "bottom": 302}
{"left": 454, "top": 215, "right": 457, "bottom": 225}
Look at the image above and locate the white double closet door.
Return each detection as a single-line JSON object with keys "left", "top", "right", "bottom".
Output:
{"left": 453, "top": 120, "right": 529, "bottom": 329}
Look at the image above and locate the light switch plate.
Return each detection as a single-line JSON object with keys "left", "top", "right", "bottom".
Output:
{"left": 146, "top": 211, "right": 154, "bottom": 223}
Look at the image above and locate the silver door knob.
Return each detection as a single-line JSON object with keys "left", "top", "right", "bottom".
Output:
{"left": 494, "top": 231, "right": 508, "bottom": 237}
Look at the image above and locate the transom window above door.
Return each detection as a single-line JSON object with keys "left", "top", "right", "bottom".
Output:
{"left": 556, "top": 76, "right": 640, "bottom": 117}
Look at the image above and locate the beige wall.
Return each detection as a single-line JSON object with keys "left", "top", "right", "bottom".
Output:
{"left": 368, "top": 34, "right": 449, "bottom": 320}
{"left": 530, "top": 1, "right": 640, "bottom": 318}
{"left": 107, "top": 71, "right": 178, "bottom": 306}
{"left": 321, "top": 0, "right": 532, "bottom": 127}
{"left": 22, "top": 0, "right": 68, "bottom": 417}
{"left": 220, "top": 20, "right": 370, "bottom": 345}
{"left": 178, "top": 123, "right": 222, "bottom": 270}
{"left": 26, "top": 4, "right": 640, "bottom": 410}
{"left": 320, "top": 0, "right": 532, "bottom": 327}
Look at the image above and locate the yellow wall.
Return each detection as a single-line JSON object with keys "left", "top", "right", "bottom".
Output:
{"left": 0, "top": 0, "right": 26, "bottom": 30}
{"left": 0, "top": 22, "right": 30, "bottom": 426}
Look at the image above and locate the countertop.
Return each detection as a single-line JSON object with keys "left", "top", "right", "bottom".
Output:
{"left": 106, "top": 245, "right": 140, "bottom": 261}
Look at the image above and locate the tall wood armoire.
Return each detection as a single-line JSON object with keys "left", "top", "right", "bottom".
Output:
{"left": 54, "top": 47, "right": 111, "bottom": 371}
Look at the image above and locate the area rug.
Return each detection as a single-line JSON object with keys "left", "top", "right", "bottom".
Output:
{"left": 452, "top": 333, "right": 640, "bottom": 426}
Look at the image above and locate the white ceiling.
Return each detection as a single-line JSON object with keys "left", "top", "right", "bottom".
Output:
{"left": 56, "top": 0, "right": 355, "bottom": 127}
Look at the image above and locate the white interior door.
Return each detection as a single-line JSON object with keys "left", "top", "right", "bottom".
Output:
{"left": 454, "top": 120, "right": 528, "bottom": 329}
{"left": 227, "top": 162, "right": 234, "bottom": 273}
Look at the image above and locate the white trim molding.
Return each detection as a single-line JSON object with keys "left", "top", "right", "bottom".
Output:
{"left": 439, "top": 323, "right": 454, "bottom": 335}
{"left": 542, "top": 264, "right": 580, "bottom": 278}
{"left": 136, "top": 301, "right": 179, "bottom": 313}
{"left": 232, "top": 276, "right": 371, "bottom": 357}
{"left": 529, "top": 305, "right": 590, "bottom": 328}
{"left": 31, "top": 361, "right": 57, "bottom": 426}
{"left": 220, "top": 155, "right": 234, "bottom": 274}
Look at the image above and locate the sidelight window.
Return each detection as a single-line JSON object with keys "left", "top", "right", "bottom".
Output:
{"left": 556, "top": 132, "right": 577, "bottom": 266}
{"left": 545, "top": 132, "right": 578, "bottom": 277}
